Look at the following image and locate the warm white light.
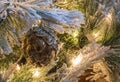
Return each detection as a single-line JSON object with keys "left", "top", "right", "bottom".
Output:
{"left": 0, "top": 71, "right": 4, "bottom": 74}
{"left": 38, "top": 19, "right": 41, "bottom": 24}
{"left": 32, "top": 69, "right": 40, "bottom": 78}
{"left": 72, "top": 31, "right": 79, "bottom": 37}
{"left": 63, "top": 0, "right": 67, "bottom": 4}
{"left": 93, "top": 32, "right": 99, "bottom": 38}
{"left": 107, "top": 13, "right": 112, "bottom": 19}
{"left": 32, "top": 24, "right": 38, "bottom": 27}
{"left": 16, "top": 64, "right": 20, "bottom": 71}
{"left": 106, "top": 13, "right": 112, "bottom": 21}
{"left": 72, "top": 53, "right": 83, "bottom": 66}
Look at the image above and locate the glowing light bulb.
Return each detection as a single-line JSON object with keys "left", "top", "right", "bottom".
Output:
{"left": 106, "top": 13, "right": 112, "bottom": 21}
{"left": 93, "top": 32, "right": 99, "bottom": 38}
{"left": 32, "top": 24, "right": 38, "bottom": 27}
{"left": 72, "top": 31, "right": 79, "bottom": 37}
{"left": 72, "top": 53, "right": 83, "bottom": 66}
{"left": 63, "top": 0, "right": 67, "bottom": 4}
{"left": 16, "top": 64, "right": 20, "bottom": 71}
{"left": 32, "top": 69, "right": 40, "bottom": 78}
{"left": 38, "top": 19, "right": 41, "bottom": 24}
{"left": 107, "top": 13, "right": 112, "bottom": 19}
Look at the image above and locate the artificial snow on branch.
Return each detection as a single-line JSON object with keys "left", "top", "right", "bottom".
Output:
{"left": 0, "top": 0, "right": 85, "bottom": 55}
{"left": 60, "top": 42, "right": 113, "bottom": 82}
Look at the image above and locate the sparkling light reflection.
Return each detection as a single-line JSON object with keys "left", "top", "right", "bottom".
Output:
{"left": 72, "top": 53, "right": 83, "bottom": 66}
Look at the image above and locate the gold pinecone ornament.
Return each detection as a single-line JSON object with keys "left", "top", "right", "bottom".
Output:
{"left": 21, "top": 26, "right": 59, "bottom": 66}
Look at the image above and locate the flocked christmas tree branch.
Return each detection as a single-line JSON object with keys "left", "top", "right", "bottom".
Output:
{"left": 60, "top": 42, "right": 114, "bottom": 82}
{"left": 0, "top": 42, "right": 114, "bottom": 82}
{"left": 0, "top": 0, "right": 85, "bottom": 55}
{"left": 0, "top": 0, "right": 119, "bottom": 82}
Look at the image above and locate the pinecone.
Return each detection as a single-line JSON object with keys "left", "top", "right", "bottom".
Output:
{"left": 21, "top": 26, "right": 59, "bottom": 66}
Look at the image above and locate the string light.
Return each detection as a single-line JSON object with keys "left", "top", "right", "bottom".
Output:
{"left": 72, "top": 53, "right": 83, "bottom": 66}
{"left": 106, "top": 13, "right": 112, "bottom": 20}
{"left": 16, "top": 64, "right": 20, "bottom": 71}
{"left": 0, "top": 71, "right": 5, "bottom": 74}
{"left": 32, "top": 68, "right": 40, "bottom": 78}
{"left": 105, "top": 13, "right": 112, "bottom": 22}
{"left": 32, "top": 19, "right": 41, "bottom": 27}
{"left": 62, "top": 0, "right": 67, "bottom": 4}
{"left": 93, "top": 32, "right": 99, "bottom": 38}
{"left": 38, "top": 19, "right": 41, "bottom": 24}
{"left": 72, "top": 30, "right": 79, "bottom": 37}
